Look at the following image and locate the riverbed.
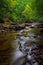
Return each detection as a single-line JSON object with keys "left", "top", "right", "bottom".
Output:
{"left": 0, "top": 27, "right": 43, "bottom": 65}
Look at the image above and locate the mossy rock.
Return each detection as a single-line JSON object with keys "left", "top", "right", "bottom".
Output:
{"left": 24, "top": 40, "right": 35, "bottom": 47}
{"left": 28, "top": 28, "right": 40, "bottom": 35}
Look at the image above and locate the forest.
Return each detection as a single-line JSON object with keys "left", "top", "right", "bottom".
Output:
{"left": 0, "top": 0, "right": 43, "bottom": 65}
{"left": 0, "top": 0, "right": 43, "bottom": 23}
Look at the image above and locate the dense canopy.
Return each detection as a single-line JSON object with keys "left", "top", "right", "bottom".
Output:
{"left": 0, "top": 0, "right": 43, "bottom": 23}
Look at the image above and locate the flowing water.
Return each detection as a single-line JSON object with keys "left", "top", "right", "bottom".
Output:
{"left": 0, "top": 27, "right": 43, "bottom": 65}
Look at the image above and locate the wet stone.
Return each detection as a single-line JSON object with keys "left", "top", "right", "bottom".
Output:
{"left": 16, "top": 31, "right": 43, "bottom": 65}
{"left": 33, "top": 62, "right": 39, "bottom": 65}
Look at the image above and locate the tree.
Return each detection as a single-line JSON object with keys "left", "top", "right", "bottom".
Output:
{"left": 0, "top": 0, "right": 17, "bottom": 23}
{"left": 35, "top": 0, "right": 43, "bottom": 21}
{"left": 0, "top": 0, "right": 43, "bottom": 23}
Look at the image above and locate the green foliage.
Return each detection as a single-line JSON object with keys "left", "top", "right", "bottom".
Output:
{"left": 0, "top": 0, "right": 43, "bottom": 23}
{"left": 0, "top": 0, "right": 17, "bottom": 22}
{"left": 35, "top": 0, "right": 43, "bottom": 21}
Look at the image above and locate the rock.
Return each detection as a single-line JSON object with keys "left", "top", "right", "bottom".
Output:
{"left": 26, "top": 63, "right": 30, "bottom": 65}
{"left": 27, "top": 55, "right": 34, "bottom": 60}
{"left": 31, "top": 23, "right": 43, "bottom": 28}
{"left": 33, "top": 62, "right": 39, "bottom": 65}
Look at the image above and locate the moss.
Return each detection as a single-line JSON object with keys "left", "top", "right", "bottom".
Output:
{"left": 28, "top": 28, "right": 40, "bottom": 35}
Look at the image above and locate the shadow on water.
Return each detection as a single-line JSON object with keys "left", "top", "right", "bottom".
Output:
{"left": 0, "top": 27, "right": 43, "bottom": 65}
